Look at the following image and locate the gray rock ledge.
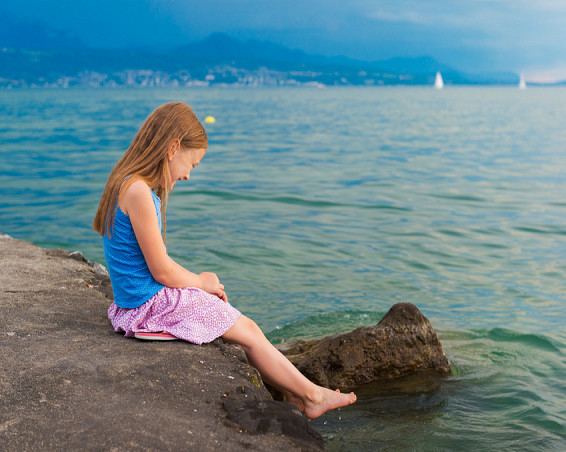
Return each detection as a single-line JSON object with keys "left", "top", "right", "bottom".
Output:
{"left": 0, "top": 234, "right": 324, "bottom": 451}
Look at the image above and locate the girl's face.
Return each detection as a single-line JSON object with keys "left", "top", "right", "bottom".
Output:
{"left": 168, "top": 146, "right": 206, "bottom": 189}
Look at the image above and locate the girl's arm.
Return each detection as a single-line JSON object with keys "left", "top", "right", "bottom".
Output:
{"left": 120, "top": 180, "right": 227, "bottom": 301}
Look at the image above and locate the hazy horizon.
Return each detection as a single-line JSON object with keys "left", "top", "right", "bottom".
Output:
{"left": 3, "top": 0, "right": 566, "bottom": 82}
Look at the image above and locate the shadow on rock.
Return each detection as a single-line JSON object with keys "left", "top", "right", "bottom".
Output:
{"left": 224, "top": 398, "right": 325, "bottom": 451}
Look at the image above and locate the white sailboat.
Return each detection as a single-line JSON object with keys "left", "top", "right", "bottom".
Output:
{"left": 519, "top": 73, "right": 526, "bottom": 89}
{"left": 434, "top": 71, "right": 444, "bottom": 90}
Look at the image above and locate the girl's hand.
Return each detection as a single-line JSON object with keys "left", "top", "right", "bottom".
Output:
{"left": 199, "top": 271, "right": 228, "bottom": 302}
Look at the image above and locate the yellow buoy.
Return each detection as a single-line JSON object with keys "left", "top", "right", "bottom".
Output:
{"left": 204, "top": 116, "right": 216, "bottom": 124}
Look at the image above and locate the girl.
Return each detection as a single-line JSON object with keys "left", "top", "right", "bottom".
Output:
{"left": 93, "top": 102, "right": 356, "bottom": 419}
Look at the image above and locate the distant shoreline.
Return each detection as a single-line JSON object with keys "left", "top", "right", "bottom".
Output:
{"left": 0, "top": 38, "right": 525, "bottom": 89}
{"left": 1, "top": 83, "right": 562, "bottom": 90}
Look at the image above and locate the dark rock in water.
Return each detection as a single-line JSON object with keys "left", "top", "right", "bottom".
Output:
{"left": 224, "top": 398, "right": 325, "bottom": 451}
{"left": 275, "top": 303, "right": 451, "bottom": 390}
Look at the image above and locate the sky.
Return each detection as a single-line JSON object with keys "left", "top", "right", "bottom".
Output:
{"left": 3, "top": 0, "right": 566, "bottom": 82}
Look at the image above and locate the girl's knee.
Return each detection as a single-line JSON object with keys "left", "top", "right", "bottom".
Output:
{"left": 240, "top": 315, "right": 263, "bottom": 337}
{"left": 223, "top": 314, "right": 264, "bottom": 346}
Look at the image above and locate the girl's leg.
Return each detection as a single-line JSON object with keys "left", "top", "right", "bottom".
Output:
{"left": 279, "top": 389, "right": 305, "bottom": 412}
{"left": 222, "top": 315, "right": 356, "bottom": 419}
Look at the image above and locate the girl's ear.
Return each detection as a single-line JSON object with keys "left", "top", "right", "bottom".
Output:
{"left": 167, "top": 139, "right": 181, "bottom": 161}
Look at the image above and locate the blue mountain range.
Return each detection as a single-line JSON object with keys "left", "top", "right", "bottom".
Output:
{"left": 0, "top": 16, "right": 518, "bottom": 87}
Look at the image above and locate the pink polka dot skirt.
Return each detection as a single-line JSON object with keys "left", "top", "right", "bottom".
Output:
{"left": 108, "top": 286, "right": 241, "bottom": 344}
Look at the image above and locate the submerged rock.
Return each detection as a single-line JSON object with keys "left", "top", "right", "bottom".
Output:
{"left": 275, "top": 303, "right": 451, "bottom": 390}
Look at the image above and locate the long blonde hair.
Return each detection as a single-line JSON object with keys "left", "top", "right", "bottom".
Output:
{"left": 93, "top": 102, "right": 208, "bottom": 245}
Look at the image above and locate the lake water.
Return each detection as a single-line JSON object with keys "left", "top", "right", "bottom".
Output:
{"left": 1, "top": 87, "right": 566, "bottom": 450}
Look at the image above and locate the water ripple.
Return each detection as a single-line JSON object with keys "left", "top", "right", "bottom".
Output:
{"left": 177, "top": 188, "right": 411, "bottom": 211}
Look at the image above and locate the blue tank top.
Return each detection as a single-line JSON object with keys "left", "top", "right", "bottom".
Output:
{"left": 103, "top": 189, "right": 165, "bottom": 308}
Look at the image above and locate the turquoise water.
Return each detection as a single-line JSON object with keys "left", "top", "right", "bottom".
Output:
{"left": 1, "top": 87, "right": 566, "bottom": 450}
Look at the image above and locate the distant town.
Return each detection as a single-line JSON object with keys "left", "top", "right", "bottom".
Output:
{"left": 0, "top": 33, "right": 525, "bottom": 89}
{"left": 0, "top": 59, "right": 434, "bottom": 89}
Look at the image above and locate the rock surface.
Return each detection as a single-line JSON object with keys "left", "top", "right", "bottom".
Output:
{"left": 0, "top": 234, "right": 324, "bottom": 451}
{"left": 223, "top": 398, "right": 323, "bottom": 446}
{"left": 274, "top": 303, "right": 451, "bottom": 391}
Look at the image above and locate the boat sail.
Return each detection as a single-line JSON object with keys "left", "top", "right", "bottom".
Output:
{"left": 519, "top": 73, "right": 526, "bottom": 89}
{"left": 434, "top": 72, "right": 444, "bottom": 89}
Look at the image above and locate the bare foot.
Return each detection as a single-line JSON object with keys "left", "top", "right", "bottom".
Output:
{"left": 303, "top": 386, "right": 357, "bottom": 420}
{"left": 282, "top": 391, "right": 305, "bottom": 412}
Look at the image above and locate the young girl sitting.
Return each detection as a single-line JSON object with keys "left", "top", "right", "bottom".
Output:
{"left": 93, "top": 102, "right": 356, "bottom": 419}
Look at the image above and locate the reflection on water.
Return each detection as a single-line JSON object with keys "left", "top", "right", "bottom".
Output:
{"left": 315, "top": 372, "right": 450, "bottom": 451}
{"left": 312, "top": 327, "right": 566, "bottom": 451}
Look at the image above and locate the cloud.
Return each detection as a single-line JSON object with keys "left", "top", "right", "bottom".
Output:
{"left": 360, "top": 0, "right": 566, "bottom": 71}
{"left": 367, "top": 9, "right": 429, "bottom": 25}
{"left": 524, "top": 66, "right": 566, "bottom": 84}
{"left": 2, "top": 0, "right": 566, "bottom": 73}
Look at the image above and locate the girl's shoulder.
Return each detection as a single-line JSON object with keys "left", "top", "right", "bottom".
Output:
{"left": 118, "top": 177, "right": 153, "bottom": 216}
